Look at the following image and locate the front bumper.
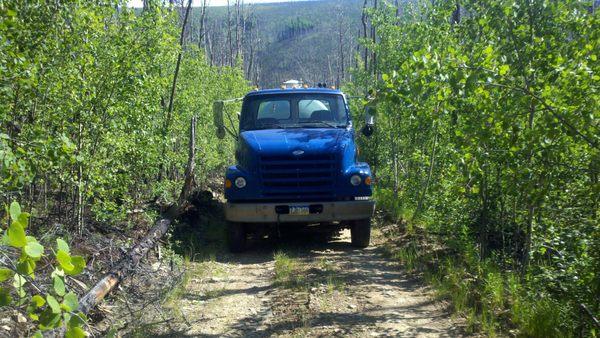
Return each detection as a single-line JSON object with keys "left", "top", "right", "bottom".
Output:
{"left": 224, "top": 200, "right": 375, "bottom": 223}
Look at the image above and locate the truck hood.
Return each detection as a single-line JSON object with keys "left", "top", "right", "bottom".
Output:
{"left": 240, "top": 128, "right": 350, "bottom": 155}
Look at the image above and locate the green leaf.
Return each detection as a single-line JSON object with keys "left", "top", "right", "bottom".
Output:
{"left": 54, "top": 276, "right": 66, "bottom": 296}
{"left": 31, "top": 295, "right": 46, "bottom": 307}
{"left": 13, "top": 273, "right": 26, "bottom": 288}
{"left": 38, "top": 308, "right": 61, "bottom": 329}
{"left": 8, "top": 222, "right": 27, "bottom": 248}
{"left": 24, "top": 241, "right": 44, "bottom": 258}
{"left": 17, "top": 212, "right": 29, "bottom": 229}
{"left": 68, "top": 312, "right": 86, "bottom": 328}
{"left": 65, "top": 326, "right": 86, "bottom": 338}
{"left": 62, "top": 292, "right": 79, "bottom": 312}
{"left": 66, "top": 256, "right": 86, "bottom": 276}
{"left": 56, "top": 250, "right": 74, "bottom": 272}
{"left": 0, "top": 287, "right": 12, "bottom": 306}
{"left": 9, "top": 201, "right": 21, "bottom": 221}
{"left": 0, "top": 268, "right": 12, "bottom": 282}
{"left": 498, "top": 64, "right": 510, "bottom": 76}
{"left": 16, "top": 259, "right": 35, "bottom": 277}
{"left": 46, "top": 295, "right": 61, "bottom": 314}
{"left": 483, "top": 45, "right": 494, "bottom": 56}
{"left": 57, "top": 239, "right": 70, "bottom": 254}
{"left": 32, "top": 331, "right": 43, "bottom": 338}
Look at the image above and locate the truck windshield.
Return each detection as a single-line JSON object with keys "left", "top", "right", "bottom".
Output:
{"left": 240, "top": 93, "right": 348, "bottom": 131}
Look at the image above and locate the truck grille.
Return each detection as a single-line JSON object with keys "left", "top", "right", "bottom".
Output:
{"left": 259, "top": 154, "right": 336, "bottom": 201}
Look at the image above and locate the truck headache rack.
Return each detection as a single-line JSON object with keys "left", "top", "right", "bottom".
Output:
{"left": 259, "top": 153, "right": 337, "bottom": 201}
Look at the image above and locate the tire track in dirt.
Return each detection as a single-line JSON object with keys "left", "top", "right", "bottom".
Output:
{"left": 168, "top": 230, "right": 469, "bottom": 337}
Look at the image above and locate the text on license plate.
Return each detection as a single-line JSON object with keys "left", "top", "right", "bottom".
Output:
{"left": 289, "top": 206, "right": 310, "bottom": 215}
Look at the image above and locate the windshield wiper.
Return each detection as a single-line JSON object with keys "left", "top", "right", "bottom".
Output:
{"left": 254, "top": 123, "right": 287, "bottom": 130}
{"left": 299, "top": 121, "right": 345, "bottom": 128}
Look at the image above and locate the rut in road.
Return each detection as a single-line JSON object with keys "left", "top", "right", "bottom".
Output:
{"left": 168, "top": 230, "right": 469, "bottom": 337}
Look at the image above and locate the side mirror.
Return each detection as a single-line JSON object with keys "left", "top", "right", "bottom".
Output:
{"left": 362, "top": 106, "right": 375, "bottom": 137}
{"left": 361, "top": 125, "right": 374, "bottom": 137}
{"left": 213, "top": 101, "right": 225, "bottom": 139}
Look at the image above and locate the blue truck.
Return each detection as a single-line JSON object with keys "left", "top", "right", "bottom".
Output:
{"left": 213, "top": 85, "right": 375, "bottom": 252}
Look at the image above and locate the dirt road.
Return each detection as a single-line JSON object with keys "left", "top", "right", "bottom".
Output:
{"left": 158, "top": 229, "right": 468, "bottom": 337}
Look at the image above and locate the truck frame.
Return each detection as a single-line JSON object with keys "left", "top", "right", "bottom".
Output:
{"left": 214, "top": 86, "right": 375, "bottom": 252}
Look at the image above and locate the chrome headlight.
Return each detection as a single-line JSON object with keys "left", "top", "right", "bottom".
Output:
{"left": 350, "top": 174, "right": 362, "bottom": 186}
{"left": 234, "top": 177, "right": 247, "bottom": 189}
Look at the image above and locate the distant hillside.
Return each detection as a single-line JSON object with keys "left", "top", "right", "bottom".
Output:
{"left": 184, "top": 0, "right": 364, "bottom": 88}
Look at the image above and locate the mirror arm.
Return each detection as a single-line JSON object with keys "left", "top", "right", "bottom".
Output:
{"left": 224, "top": 126, "right": 238, "bottom": 140}
{"left": 225, "top": 110, "right": 239, "bottom": 140}
{"left": 213, "top": 97, "right": 243, "bottom": 140}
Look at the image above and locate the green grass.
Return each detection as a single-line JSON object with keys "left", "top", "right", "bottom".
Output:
{"left": 274, "top": 251, "right": 345, "bottom": 293}
{"left": 274, "top": 251, "right": 304, "bottom": 289}
{"left": 380, "top": 223, "right": 582, "bottom": 338}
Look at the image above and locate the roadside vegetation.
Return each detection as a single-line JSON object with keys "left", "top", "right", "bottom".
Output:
{"left": 1, "top": 0, "right": 247, "bottom": 335}
{"left": 1, "top": 0, "right": 598, "bottom": 336}
{"left": 353, "top": 1, "right": 599, "bottom": 336}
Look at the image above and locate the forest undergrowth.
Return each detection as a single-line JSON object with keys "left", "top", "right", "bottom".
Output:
{"left": 1, "top": 0, "right": 598, "bottom": 337}
{"left": 352, "top": 1, "right": 599, "bottom": 336}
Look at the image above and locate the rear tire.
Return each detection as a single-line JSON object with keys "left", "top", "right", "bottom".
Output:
{"left": 227, "top": 221, "right": 246, "bottom": 253}
{"left": 351, "top": 219, "right": 371, "bottom": 248}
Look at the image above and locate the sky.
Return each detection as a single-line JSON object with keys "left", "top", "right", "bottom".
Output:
{"left": 128, "top": 0, "right": 302, "bottom": 7}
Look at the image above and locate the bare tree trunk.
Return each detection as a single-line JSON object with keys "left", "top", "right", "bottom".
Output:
{"left": 198, "top": 0, "right": 208, "bottom": 47}
{"left": 361, "top": 0, "right": 369, "bottom": 71}
{"left": 246, "top": 33, "right": 255, "bottom": 80}
{"left": 160, "top": 0, "right": 192, "bottom": 181}
{"left": 235, "top": 0, "right": 242, "bottom": 61}
{"left": 338, "top": 17, "right": 345, "bottom": 86}
{"left": 76, "top": 119, "right": 83, "bottom": 234}
{"left": 371, "top": 0, "right": 378, "bottom": 76}
{"left": 206, "top": 24, "right": 214, "bottom": 66}
{"left": 166, "top": 0, "right": 192, "bottom": 126}
{"left": 179, "top": 117, "right": 197, "bottom": 205}
{"left": 415, "top": 120, "right": 438, "bottom": 217}
{"left": 227, "top": 1, "right": 234, "bottom": 66}
{"left": 78, "top": 218, "right": 171, "bottom": 315}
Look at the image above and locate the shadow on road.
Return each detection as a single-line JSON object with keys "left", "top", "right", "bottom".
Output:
{"left": 153, "top": 199, "right": 467, "bottom": 337}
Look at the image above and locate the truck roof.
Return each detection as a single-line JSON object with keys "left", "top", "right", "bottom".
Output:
{"left": 245, "top": 88, "right": 343, "bottom": 97}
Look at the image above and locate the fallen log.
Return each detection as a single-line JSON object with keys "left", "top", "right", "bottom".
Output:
{"left": 46, "top": 116, "right": 198, "bottom": 336}
{"left": 78, "top": 218, "right": 172, "bottom": 314}
{"left": 79, "top": 116, "right": 199, "bottom": 316}
{"left": 43, "top": 217, "right": 175, "bottom": 337}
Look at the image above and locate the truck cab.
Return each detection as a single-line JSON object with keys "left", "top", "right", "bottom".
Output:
{"left": 216, "top": 86, "right": 375, "bottom": 252}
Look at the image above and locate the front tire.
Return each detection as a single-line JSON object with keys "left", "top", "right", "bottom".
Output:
{"left": 351, "top": 219, "right": 371, "bottom": 248}
{"left": 227, "top": 221, "right": 246, "bottom": 253}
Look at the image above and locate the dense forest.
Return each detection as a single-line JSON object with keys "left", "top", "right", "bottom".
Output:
{"left": 0, "top": 1, "right": 248, "bottom": 335}
{"left": 1, "top": 0, "right": 598, "bottom": 337}
{"left": 352, "top": 0, "right": 599, "bottom": 335}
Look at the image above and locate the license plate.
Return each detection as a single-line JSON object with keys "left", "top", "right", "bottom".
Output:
{"left": 289, "top": 206, "right": 310, "bottom": 216}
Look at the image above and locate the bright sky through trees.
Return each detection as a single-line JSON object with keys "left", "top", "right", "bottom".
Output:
{"left": 128, "top": 0, "right": 301, "bottom": 7}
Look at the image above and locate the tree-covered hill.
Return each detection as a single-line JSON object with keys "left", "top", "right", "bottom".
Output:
{"left": 186, "top": 0, "right": 364, "bottom": 88}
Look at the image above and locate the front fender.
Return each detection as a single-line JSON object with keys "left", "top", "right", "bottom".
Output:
{"left": 224, "top": 165, "right": 260, "bottom": 202}
{"left": 336, "top": 162, "right": 373, "bottom": 197}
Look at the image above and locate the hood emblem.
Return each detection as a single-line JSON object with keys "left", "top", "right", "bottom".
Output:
{"left": 292, "top": 150, "right": 304, "bottom": 156}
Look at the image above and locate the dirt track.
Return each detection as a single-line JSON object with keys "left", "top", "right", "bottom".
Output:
{"left": 161, "top": 229, "right": 469, "bottom": 337}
